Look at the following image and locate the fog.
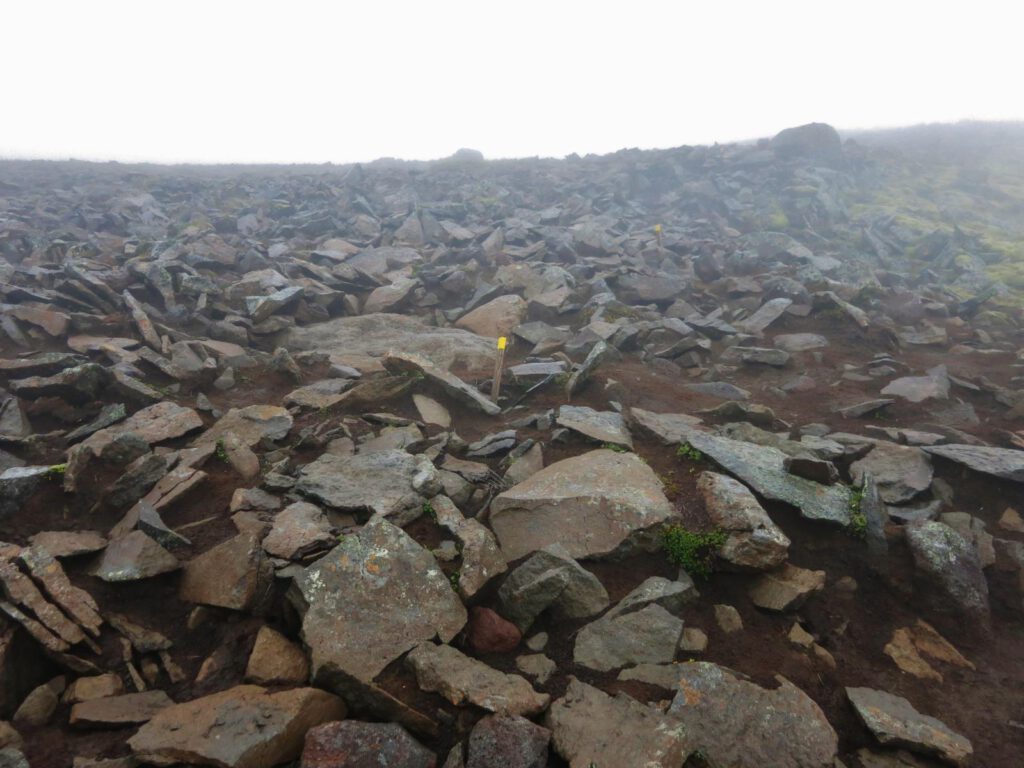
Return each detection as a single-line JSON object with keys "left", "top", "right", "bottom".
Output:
{"left": 3, "top": 0, "right": 1020, "bottom": 164}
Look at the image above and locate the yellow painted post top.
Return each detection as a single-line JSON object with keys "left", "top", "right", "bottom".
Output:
{"left": 654, "top": 224, "right": 662, "bottom": 233}
{"left": 497, "top": 337, "right": 507, "bottom": 350}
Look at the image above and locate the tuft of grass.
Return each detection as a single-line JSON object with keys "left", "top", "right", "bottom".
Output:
{"left": 46, "top": 463, "right": 68, "bottom": 479}
{"left": 847, "top": 485, "right": 867, "bottom": 539}
{"left": 601, "top": 442, "right": 629, "bottom": 453}
{"left": 215, "top": 438, "right": 229, "bottom": 463}
{"left": 660, "top": 525, "right": 727, "bottom": 579}
{"left": 449, "top": 570, "right": 461, "bottom": 593}
{"left": 676, "top": 443, "right": 703, "bottom": 462}
{"left": 423, "top": 500, "right": 437, "bottom": 521}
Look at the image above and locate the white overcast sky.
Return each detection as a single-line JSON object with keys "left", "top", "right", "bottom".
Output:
{"left": 2, "top": 0, "right": 1020, "bottom": 164}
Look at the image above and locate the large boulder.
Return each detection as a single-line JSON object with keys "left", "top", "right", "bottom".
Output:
{"left": 545, "top": 678, "right": 690, "bottom": 767}
{"left": 489, "top": 450, "right": 676, "bottom": 561}
{"left": 286, "top": 313, "right": 496, "bottom": 372}
{"left": 667, "top": 662, "right": 838, "bottom": 768}
{"left": 129, "top": 685, "right": 346, "bottom": 768}
{"left": 771, "top": 122, "right": 843, "bottom": 163}
{"left": 288, "top": 516, "right": 467, "bottom": 685}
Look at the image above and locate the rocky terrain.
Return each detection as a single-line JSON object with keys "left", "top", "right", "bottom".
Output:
{"left": 0, "top": 121, "right": 1022, "bottom": 768}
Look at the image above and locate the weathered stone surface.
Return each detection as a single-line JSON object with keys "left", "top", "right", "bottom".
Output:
{"left": 384, "top": 352, "right": 499, "bottom": 415}
{"left": 289, "top": 516, "right": 466, "bottom": 684}
{"left": 748, "top": 564, "right": 826, "bottom": 612}
{"left": 261, "top": 501, "right": 335, "bottom": 561}
{"left": 13, "top": 679, "right": 61, "bottom": 727}
{"left": 245, "top": 626, "right": 310, "bottom": 686}
{"left": 555, "top": 405, "right": 632, "bottom": 448}
{"left": 364, "top": 277, "right": 418, "bottom": 314}
{"left": 668, "top": 662, "right": 838, "bottom": 768}
{"left": 295, "top": 450, "right": 425, "bottom": 526}
{"left": 846, "top": 687, "right": 972, "bottom": 766}
{"left": 129, "top": 686, "right": 346, "bottom": 768}
{"left": 736, "top": 297, "right": 793, "bottom": 333}
{"left": 490, "top": 449, "right": 676, "bottom": 561}
{"left": 63, "top": 674, "right": 124, "bottom": 704}
{"left": 851, "top": 442, "right": 933, "bottom": 504}
{"left": 466, "top": 715, "right": 550, "bottom": 768}
{"left": 301, "top": 721, "right": 434, "bottom": 768}
{"left": 432, "top": 495, "right": 506, "bottom": 599}
{"left": 923, "top": 444, "right": 1024, "bottom": 483}
{"left": 27, "top": 531, "right": 107, "bottom": 559}
{"left": 719, "top": 345, "right": 791, "bottom": 366}
{"left": 18, "top": 546, "right": 103, "bottom": 636}
{"left": 881, "top": 365, "right": 950, "bottom": 403}
{"left": 605, "top": 575, "right": 698, "bottom": 619}
{"left": 698, "top": 471, "right": 789, "bottom": 570}
{"left": 283, "top": 379, "right": 354, "bottom": 410}
{"left": 573, "top": 604, "right": 682, "bottom": 672}
{"left": 905, "top": 521, "right": 990, "bottom": 619}
{"left": 545, "top": 678, "right": 689, "bottom": 768}
{"left": 89, "top": 531, "right": 179, "bottom": 582}
{"left": 9, "top": 364, "right": 111, "bottom": 404}
{"left": 680, "top": 430, "right": 852, "bottom": 524}
{"left": 456, "top": 295, "right": 528, "bottom": 339}
{"left": 515, "top": 654, "right": 556, "bottom": 685}
{"left": 70, "top": 690, "right": 172, "bottom": 728}
{"left": 412, "top": 394, "right": 451, "bottom": 428}
{"left": 565, "top": 340, "right": 610, "bottom": 399}
{"left": 406, "top": 643, "right": 549, "bottom": 717}
{"left": 287, "top": 313, "right": 496, "bottom": 372}
{"left": 246, "top": 285, "right": 303, "bottom": 323}
{"left": 0, "top": 467, "right": 50, "bottom": 519}
{"left": 773, "top": 333, "right": 828, "bottom": 352}
{"left": 497, "top": 545, "right": 609, "bottom": 631}
{"left": 195, "top": 404, "right": 293, "bottom": 448}
{"left": 180, "top": 533, "right": 273, "bottom": 612}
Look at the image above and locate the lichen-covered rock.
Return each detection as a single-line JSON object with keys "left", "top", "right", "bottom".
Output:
{"left": 697, "top": 471, "right": 789, "bottom": 570}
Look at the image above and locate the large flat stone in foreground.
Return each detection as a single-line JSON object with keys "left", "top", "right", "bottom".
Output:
{"left": 489, "top": 449, "right": 676, "bottom": 561}
{"left": 923, "top": 444, "right": 1024, "bottom": 483}
{"left": 288, "top": 516, "right": 466, "bottom": 684}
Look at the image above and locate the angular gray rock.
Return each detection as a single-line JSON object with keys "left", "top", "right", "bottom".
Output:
{"left": 406, "top": 643, "right": 549, "bottom": 717}
{"left": 605, "top": 575, "right": 698, "bottom": 619}
{"left": 262, "top": 501, "right": 336, "bottom": 561}
{"left": 545, "top": 678, "right": 690, "bottom": 768}
{"left": 667, "top": 662, "right": 837, "bottom": 768}
{"left": 490, "top": 449, "right": 676, "bottom": 561}
{"left": 432, "top": 495, "right": 506, "bottom": 599}
{"left": 555, "top": 405, "right": 632, "bottom": 448}
{"left": 850, "top": 442, "right": 933, "bottom": 505}
{"left": 384, "top": 352, "right": 499, "bottom": 415}
{"left": 573, "top": 604, "right": 683, "bottom": 672}
{"left": 846, "top": 687, "right": 972, "bottom": 766}
{"left": 923, "top": 444, "right": 1024, "bottom": 483}
{"left": 466, "top": 715, "right": 550, "bottom": 768}
{"left": 497, "top": 545, "right": 609, "bottom": 631}
{"left": 748, "top": 564, "right": 826, "bottom": 612}
{"left": 90, "top": 531, "right": 179, "bottom": 582}
{"left": 288, "top": 516, "right": 467, "bottom": 684}
{"left": 697, "top": 471, "right": 790, "bottom": 570}
{"left": 295, "top": 450, "right": 425, "bottom": 526}
{"left": 905, "top": 521, "right": 990, "bottom": 619}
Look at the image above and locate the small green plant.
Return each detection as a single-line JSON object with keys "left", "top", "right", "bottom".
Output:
{"left": 46, "top": 463, "right": 67, "bottom": 479}
{"left": 660, "top": 525, "right": 726, "bottom": 579}
{"left": 423, "top": 500, "right": 437, "bottom": 521}
{"left": 847, "top": 485, "right": 867, "bottom": 539}
{"left": 449, "top": 570, "right": 461, "bottom": 593}
{"left": 601, "top": 442, "right": 629, "bottom": 453}
{"left": 215, "top": 438, "right": 229, "bottom": 463}
{"left": 658, "top": 471, "right": 679, "bottom": 497}
{"left": 676, "top": 443, "right": 703, "bottom": 462}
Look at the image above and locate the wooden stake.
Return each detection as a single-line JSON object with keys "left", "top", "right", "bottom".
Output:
{"left": 654, "top": 223, "right": 663, "bottom": 248}
{"left": 491, "top": 336, "right": 507, "bottom": 401}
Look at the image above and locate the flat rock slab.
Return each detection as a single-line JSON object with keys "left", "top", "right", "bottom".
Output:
{"left": 289, "top": 516, "right": 466, "bottom": 684}
{"left": 295, "top": 450, "right": 425, "bottom": 525}
{"left": 90, "top": 531, "right": 179, "bottom": 582}
{"left": 262, "top": 501, "right": 336, "bottom": 561}
{"left": 846, "top": 687, "right": 972, "bottom": 766}
{"left": 129, "top": 685, "right": 346, "bottom": 768}
{"left": 681, "top": 429, "right": 852, "bottom": 525}
{"left": 406, "top": 643, "right": 549, "bottom": 717}
{"left": 70, "top": 691, "right": 172, "bottom": 728}
{"left": 287, "top": 313, "right": 497, "bottom": 372}
{"left": 301, "top": 721, "right": 434, "bottom": 768}
{"left": 545, "top": 678, "right": 690, "bottom": 768}
{"left": 668, "top": 662, "right": 838, "bottom": 768}
{"left": 81, "top": 402, "right": 202, "bottom": 455}
{"left": 573, "top": 604, "right": 682, "bottom": 672}
{"left": 627, "top": 408, "right": 703, "bottom": 445}
{"left": 179, "top": 533, "right": 273, "bottom": 612}
{"left": 455, "top": 294, "right": 528, "bottom": 338}
{"left": 466, "top": 714, "right": 551, "bottom": 768}
{"left": 773, "top": 333, "right": 828, "bottom": 352}
{"left": 737, "top": 298, "right": 793, "bottom": 334}
{"left": 923, "top": 444, "right": 1024, "bottom": 483}
{"left": 490, "top": 449, "right": 676, "bottom": 561}
{"left": 194, "top": 404, "right": 293, "bottom": 448}
{"left": 555, "top": 405, "right": 633, "bottom": 448}
{"left": 27, "top": 531, "right": 106, "bottom": 559}
{"left": 748, "top": 563, "right": 826, "bottom": 611}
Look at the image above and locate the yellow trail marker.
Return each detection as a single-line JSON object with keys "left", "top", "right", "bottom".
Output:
{"left": 654, "top": 223, "right": 663, "bottom": 247}
{"left": 491, "top": 337, "right": 508, "bottom": 401}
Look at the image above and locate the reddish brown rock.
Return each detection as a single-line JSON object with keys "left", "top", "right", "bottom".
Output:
{"left": 466, "top": 607, "right": 522, "bottom": 654}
